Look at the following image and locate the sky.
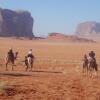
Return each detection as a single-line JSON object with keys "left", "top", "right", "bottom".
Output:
{"left": 0, "top": 0, "right": 100, "bottom": 36}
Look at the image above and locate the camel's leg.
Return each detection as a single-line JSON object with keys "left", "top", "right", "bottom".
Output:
{"left": 82, "top": 64, "right": 86, "bottom": 76}
{"left": 82, "top": 67, "right": 85, "bottom": 73}
{"left": 95, "top": 71, "right": 98, "bottom": 77}
{"left": 25, "top": 64, "right": 28, "bottom": 71}
{"left": 12, "top": 60, "right": 14, "bottom": 71}
{"left": 29, "top": 65, "right": 32, "bottom": 72}
{"left": 88, "top": 64, "right": 91, "bottom": 77}
{"left": 25, "top": 61, "right": 28, "bottom": 71}
{"left": 30, "top": 64, "right": 33, "bottom": 71}
{"left": 5, "top": 57, "right": 8, "bottom": 71}
{"left": 95, "top": 69, "right": 98, "bottom": 77}
{"left": 89, "top": 67, "right": 93, "bottom": 78}
{"left": 6, "top": 62, "right": 8, "bottom": 71}
{"left": 29, "top": 64, "right": 32, "bottom": 72}
{"left": 11, "top": 63, "right": 14, "bottom": 71}
{"left": 30, "top": 61, "right": 33, "bottom": 71}
{"left": 90, "top": 65, "right": 97, "bottom": 78}
{"left": 94, "top": 65, "right": 98, "bottom": 77}
{"left": 86, "top": 65, "right": 89, "bottom": 76}
{"left": 12, "top": 64, "right": 14, "bottom": 71}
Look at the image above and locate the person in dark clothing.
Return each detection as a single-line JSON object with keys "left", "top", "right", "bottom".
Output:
{"left": 6, "top": 48, "right": 15, "bottom": 71}
{"left": 27, "top": 49, "right": 34, "bottom": 59}
{"left": 89, "top": 51, "right": 96, "bottom": 62}
{"left": 89, "top": 51, "right": 95, "bottom": 58}
{"left": 88, "top": 50, "right": 98, "bottom": 71}
{"left": 7, "top": 49, "right": 14, "bottom": 62}
{"left": 6, "top": 48, "right": 15, "bottom": 66}
{"left": 25, "top": 49, "right": 35, "bottom": 71}
{"left": 89, "top": 51, "right": 96, "bottom": 64}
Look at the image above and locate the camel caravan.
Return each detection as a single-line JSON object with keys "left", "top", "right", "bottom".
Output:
{"left": 4, "top": 48, "right": 99, "bottom": 77}
{"left": 5, "top": 48, "right": 35, "bottom": 71}
{"left": 82, "top": 51, "right": 98, "bottom": 77}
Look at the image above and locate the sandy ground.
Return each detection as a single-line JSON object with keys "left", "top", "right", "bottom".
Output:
{"left": 0, "top": 38, "right": 100, "bottom": 100}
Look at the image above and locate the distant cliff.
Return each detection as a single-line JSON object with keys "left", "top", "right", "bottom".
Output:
{"left": 47, "top": 33, "right": 95, "bottom": 42}
{"left": 76, "top": 21, "right": 100, "bottom": 35}
{"left": 0, "top": 8, "right": 34, "bottom": 38}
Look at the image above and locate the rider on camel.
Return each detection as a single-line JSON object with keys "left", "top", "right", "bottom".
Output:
{"left": 89, "top": 51, "right": 96, "bottom": 61}
{"left": 88, "top": 51, "right": 97, "bottom": 68}
{"left": 7, "top": 48, "right": 15, "bottom": 64}
{"left": 7, "top": 48, "right": 14, "bottom": 60}
{"left": 27, "top": 49, "right": 34, "bottom": 59}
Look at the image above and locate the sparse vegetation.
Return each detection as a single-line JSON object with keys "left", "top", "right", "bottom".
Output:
{"left": 0, "top": 81, "right": 7, "bottom": 91}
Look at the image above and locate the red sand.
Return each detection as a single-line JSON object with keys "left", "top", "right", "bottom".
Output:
{"left": 0, "top": 38, "right": 100, "bottom": 100}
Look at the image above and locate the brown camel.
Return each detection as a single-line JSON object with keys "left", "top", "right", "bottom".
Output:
{"left": 82, "top": 54, "right": 98, "bottom": 77}
{"left": 82, "top": 54, "right": 89, "bottom": 75}
{"left": 88, "top": 57, "right": 98, "bottom": 77}
{"left": 5, "top": 52, "right": 18, "bottom": 71}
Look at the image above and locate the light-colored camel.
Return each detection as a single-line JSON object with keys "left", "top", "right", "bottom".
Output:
{"left": 25, "top": 55, "right": 35, "bottom": 71}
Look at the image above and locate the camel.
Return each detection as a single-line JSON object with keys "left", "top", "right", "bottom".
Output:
{"left": 88, "top": 57, "right": 98, "bottom": 77}
{"left": 82, "top": 54, "right": 89, "bottom": 75}
{"left": 82, "top": 54, "right": 98, "bottom": 77}
{"left": 25, "top": 55, "right": 35, "bottom": 71}
{"left": 5, "top": 52, "right": 18, "bottom": 71}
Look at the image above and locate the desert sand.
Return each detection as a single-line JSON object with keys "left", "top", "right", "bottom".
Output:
{"left": 0, "top": 38, "right": 100, "bottom": 100}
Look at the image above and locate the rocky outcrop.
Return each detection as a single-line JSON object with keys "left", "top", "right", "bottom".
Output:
{"left": 76, "top": 21, "right": 100, "bottom": 35}
{"left": 0, "top": 8, "right": 34, "bottom": 37}
{"left": 47, "top": 33, "right": 95, "bottom": 42}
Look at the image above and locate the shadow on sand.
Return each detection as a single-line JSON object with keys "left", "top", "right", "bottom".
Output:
{"left": 0, "top": 70, "right": 62, "bottom": 77}
{"left": 32, "top": 70, "right": 62, "bottom": 73}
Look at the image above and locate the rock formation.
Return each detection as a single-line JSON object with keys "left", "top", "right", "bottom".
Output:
{"left": 0, "top": 8, "right": 34, "bottom": 37}
{"left": 47, "top": 33, "right": 95, "bottom": 42}
{"left": 76, "top": 21, "right": 100, "bottom": 35}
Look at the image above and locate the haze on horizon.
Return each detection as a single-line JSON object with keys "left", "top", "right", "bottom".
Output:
{"left": 0, "top": 0, "right": 100, "bottom": 36}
